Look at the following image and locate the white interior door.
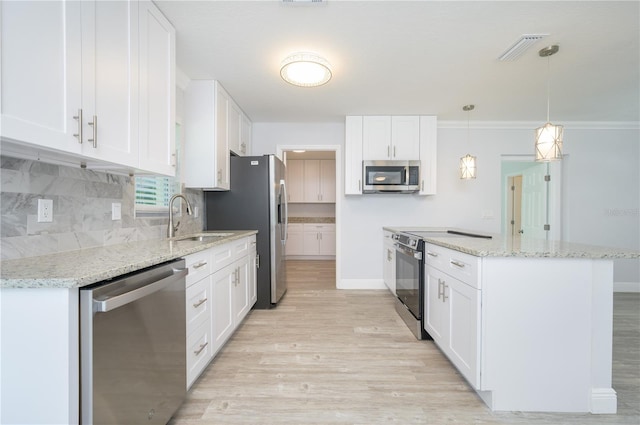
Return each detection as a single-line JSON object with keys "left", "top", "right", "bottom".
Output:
{"left": 521, "top": 162, "right": 548, "bottom": 239}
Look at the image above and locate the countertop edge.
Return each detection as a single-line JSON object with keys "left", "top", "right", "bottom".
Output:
{"left": 0, "top": 230, "right": 258, "bottom": 289}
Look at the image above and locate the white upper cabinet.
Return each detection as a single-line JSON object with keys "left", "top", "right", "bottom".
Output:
{"left": 344, "top": 116, "right": 363, "bottom": 195}
{"left": 362, "top": 116, "right": 420, "bottom": 160}
{"left": 0, "top": 0, "right": 176, "bottom": 176}
{"left": 1, "top": 1, "right": 82, "bottom": 154}
{"left": 345, "top": 115, "right": 437, "bottom": 195}
{"left": 184, "top": 80, "right": 252, "bottom": 190}
{"left": 287, "top": 159, "right": 335, "bottom": 203}
{"left": 286, "top": 159, "right": 305, "bottom": 203}
{"left": 138, "top": 0, "right": 176, "bottom": 176}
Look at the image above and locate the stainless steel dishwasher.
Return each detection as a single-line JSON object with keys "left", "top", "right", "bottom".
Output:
{"left": 80, "top": 259, "right": 188, "bottom": 424}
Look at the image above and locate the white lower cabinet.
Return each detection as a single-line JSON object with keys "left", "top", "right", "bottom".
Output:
{"left": 382, "top": 230, "right": 396, "bottom": 294}
{"left": 184, "top": 234, "right": 256, "bottom": 389}
{"left": 286, "top": 223, "right": 335, "bottom": 257}
{"left": 424, "top": 264, "right": 480, "bottom": 388}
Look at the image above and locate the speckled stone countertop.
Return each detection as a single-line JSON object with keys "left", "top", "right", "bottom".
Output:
{"left": 289, "top": 217, "right": 335, "bottom": 224}
{"left": 0, "top": 230, "right": 257, "bottom": 289}
{"left": 383, "top": 227, "right": 640, "bottom": 259}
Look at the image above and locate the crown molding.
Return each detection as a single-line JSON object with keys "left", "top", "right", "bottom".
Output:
{"left": 438, "top": 120, "right": 640, "bottom": 130}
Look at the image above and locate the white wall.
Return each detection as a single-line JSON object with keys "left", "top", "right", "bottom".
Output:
{"left": 253, "top": 122, "right": 640, "bottom": 289}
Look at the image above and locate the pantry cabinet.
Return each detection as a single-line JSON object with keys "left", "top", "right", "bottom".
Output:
{"left": 285, "top": 223, "right": 304, "bottom": 256}
{"left": 286, "top": 159, "right": 335, "bottom": 203}
{"left": 184, "top": 80, "right": 252, "bottom": 190}
{"left": 0, "top": 0, "right": 176, "bottom": 176}
{"left": 345, "top": 115, "right": 436, "bottom": 195}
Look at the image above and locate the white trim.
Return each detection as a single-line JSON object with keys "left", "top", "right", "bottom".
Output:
{"left": 338, "top": 278, "right": 386, "bottom": 290}
{"left": 439, "top": 120, "right": 639, "bottom": 130}
{"left": 590, "top": 388, "right": 618, "bottom": 414}
{"left": 614, "top": 281, "right": 640, "bottom": 293}
{"left": 277, "top": 144, "right": 342, "bottom": 289}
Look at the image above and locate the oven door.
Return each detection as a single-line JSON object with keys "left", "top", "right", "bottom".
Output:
{"left": 395, "top": 243, "right": 423, "bottom": 320}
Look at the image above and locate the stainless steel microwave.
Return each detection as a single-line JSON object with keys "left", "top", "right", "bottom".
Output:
{"left": 362, "top": 160, "right": 420, "bottom": 193}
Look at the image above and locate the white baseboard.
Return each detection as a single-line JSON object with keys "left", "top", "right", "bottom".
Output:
{"left": 338, "top": 278, "right": 386, "bottom": 290}
{"left": 614, "top": 281, "right": 640, "bottom": 293}
{"left": 590, "top": 388, "right": 617, "bottom": 414}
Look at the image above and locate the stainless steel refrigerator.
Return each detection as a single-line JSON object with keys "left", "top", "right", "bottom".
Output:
{"left": 203, "top": 154, "right": 288, "bottom": 309}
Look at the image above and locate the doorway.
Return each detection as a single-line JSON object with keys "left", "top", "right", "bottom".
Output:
{"left": 501, "top": 155, "right": 562, "bottom": 240}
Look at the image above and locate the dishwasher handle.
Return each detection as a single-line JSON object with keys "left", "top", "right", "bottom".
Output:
{"left": 93, "top": 267, "right": 188, "bottom": 313}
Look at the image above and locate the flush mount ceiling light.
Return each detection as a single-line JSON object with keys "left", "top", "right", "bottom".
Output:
{"left": 460, "top": 104, "right": 477, "bottom": 180}
{"left": 280, "top": 52, "right": 332, "bottom": 87}
{"left": 535, "top": 45, "right": 563, "bottom": 161}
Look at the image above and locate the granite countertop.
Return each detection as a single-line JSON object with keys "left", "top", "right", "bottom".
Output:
{"left": 289, "top": 217, "right": 335, "bottom": 224}
{"left": 383, "top": 227, "right": 640, "bottom": 259}
{"left": 0, "top": 230, "right": 257, "bottom": 289}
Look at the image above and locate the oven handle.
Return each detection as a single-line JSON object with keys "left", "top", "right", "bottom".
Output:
{"left": 394, "top": 243, "right": 423, "bottom": 261}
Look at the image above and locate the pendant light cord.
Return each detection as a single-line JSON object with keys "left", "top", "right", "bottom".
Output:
{"left": 546, "top": 56, "right": 551, "bottom": 123}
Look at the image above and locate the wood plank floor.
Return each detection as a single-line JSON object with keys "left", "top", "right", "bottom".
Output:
{"left": 170, "top": 260, "right": 640, "bottom": 425}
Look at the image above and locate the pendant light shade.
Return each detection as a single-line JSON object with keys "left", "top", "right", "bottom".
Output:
{"left": 280, "top": 52, "right": 332, "bottom": 87}
{"left": 460, "top": 154, "right": 477, "bottom": 179}
{"left": 535, "top": 45, "right": 563, "bottom": 161}
{"left": 460, "top": 104, "right": 476, "bottom": 179}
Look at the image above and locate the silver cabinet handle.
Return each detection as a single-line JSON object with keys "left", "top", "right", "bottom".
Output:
{"left": 437, "top": 278, "right": 444, "bottom": 300}
{"left": 73, "top": 109, "right": 83, "bottom": 144}
{"left": 450, "top": 260, "right": 465, "bottom": 269}
{"left": 442, "top": 283, "right": 449, "bottom": 302}
{"left": 421, "top": 180, "right": 425, "bottom": 191}
{"left": 217, "top": 169, "right": 222, "bottom": 184}
{"left": 193, "top": 298, "right": 208, "bottom": 308}
{"left": 358, "top": 179, "right": 361, "bottom": 191}
{"left": 194, "top": 342, "right": 208, "bottom": 356}
{"left": 87, "top": 115, "right": 97, "bottom": 148}
{"left": 387, "top": 146, "right": 390, "bottom": 158}
{"left": 394, "top": 146, "right": 396, "bottom": 158}
{"left": 193, "top": 261, "right": 208, "bottom": 269}
{"left": 426, "top": 251, "right": 438, "bottom": 257}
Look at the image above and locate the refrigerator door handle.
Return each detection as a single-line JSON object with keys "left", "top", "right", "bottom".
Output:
{"left": 279, "top": 179, "right": 288, "bottom": 243}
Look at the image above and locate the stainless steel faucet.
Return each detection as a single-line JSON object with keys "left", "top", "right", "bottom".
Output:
{"left": 167, "top": 194, "right": 193, "bottom": 238}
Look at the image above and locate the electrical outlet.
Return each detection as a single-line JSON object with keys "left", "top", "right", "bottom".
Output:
{"left": 112, "top": 202, "right": 122, "bottom": 221}
{"left": 37, "top": 199, "right": 53, "bottom": 223}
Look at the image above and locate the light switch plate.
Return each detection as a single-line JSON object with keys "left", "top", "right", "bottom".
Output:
{"left": 112, "top": 202, "right": 122, "bottom": 221}
{"left": 37, "top": 199, "right": 53, "bottom": 223}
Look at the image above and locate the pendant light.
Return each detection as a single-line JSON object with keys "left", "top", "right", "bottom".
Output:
{"left": 535, "top": 45, "right": 563, "bottom": 161}
{"left": 460, "top": 104, "right": 476, "bottom": 179}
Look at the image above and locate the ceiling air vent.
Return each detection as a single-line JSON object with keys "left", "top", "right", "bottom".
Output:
{"left": 498, "top": 34, "right": 548, "bottom": 61}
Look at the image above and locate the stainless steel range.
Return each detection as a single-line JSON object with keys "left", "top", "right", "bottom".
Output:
{"left": 393, "top": 229, "right": 492, "bottom": 340}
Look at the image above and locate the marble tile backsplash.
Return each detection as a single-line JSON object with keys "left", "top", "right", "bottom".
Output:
{"left": 0, "top": 156, "right": 203, "bottom": 260}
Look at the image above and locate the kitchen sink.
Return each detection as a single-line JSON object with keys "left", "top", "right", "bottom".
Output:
{"left": 173, "top": 233, "right": 233, "bottom": 242}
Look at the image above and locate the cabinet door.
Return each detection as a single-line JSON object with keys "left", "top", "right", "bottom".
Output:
{"left": 383, "top": 241, "right": 396, "bottom": 295}
{"left": 344, "top": 116, "right": 363, "bottom": 195}
{"left": 211, "top": 263, "right": 234, "bottom": 353}
{"left": 215, "top": 85, "right": 230, "bottom": 190}
{"left": 319, "top": 159, "right": 336, "bottom": 203}
{"left": 286, "top": 229, "right": 304, "bottom": 256}
{"left": 249, "top": 239, "right": 257, "bottom": 305}
{"left": 1, "top": 1, "right": 82, "bottom": 154}
{"left": 227, "top": 100, "right": 241, "bottom": 155}
{"left": 81, "top": 0, "right": 138, "bottom": 167}
{"left": 138, "top": 0, "right": 176, "bottom": 176}
{"left": 303, "top": 159, "right": 321, "bottom": 203}
{"left": 424, "top": 265, "right": 447, "bottom": 342}
{"left": 302, "top": 229, "right": 320, "bottom": 255}
{"left": 233, "top": 256, "right": 251, "bottom": 323}
{"left": 419, "top": 116, "right": 437, "bottom": 195}
{"left": 286, "top": 160, "right": 305, "bottom": 203}
{"left": 447, "top": 277, "right": 480, "bottom": 389}
{"left": 240, "top": 114, "right": 252, "bottom": 155}
{"left": 362, "top": 116, "right": 392, "bottom": 160}
{"left": 318, "top": 228, "right": 336, "bottom": 256}
{"left": 391, "top": 116, "right": 420, "bottom": 160}
{"left": 186, "top": 320, "right": 212, "bottom": 389}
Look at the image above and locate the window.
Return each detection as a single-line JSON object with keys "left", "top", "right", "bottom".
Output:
{"left": 134, "top": 123, "right": 182, "bottom": 217}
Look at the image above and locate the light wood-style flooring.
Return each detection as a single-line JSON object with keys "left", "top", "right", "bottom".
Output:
{"left": 170, "top": 260, "right": 640, "bottom": 425}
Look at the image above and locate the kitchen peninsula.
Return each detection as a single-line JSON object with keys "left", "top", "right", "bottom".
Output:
{"left": 385, "top": 227, "right": 640, "bottom": 414}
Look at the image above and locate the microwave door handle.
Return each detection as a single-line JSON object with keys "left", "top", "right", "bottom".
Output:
{"left": 405, "top": 167, "right": 409, "bottom": 184}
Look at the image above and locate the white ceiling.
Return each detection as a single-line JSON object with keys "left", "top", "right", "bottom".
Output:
{"left": 156, "top": 0, "right": 640, "bottom": 123}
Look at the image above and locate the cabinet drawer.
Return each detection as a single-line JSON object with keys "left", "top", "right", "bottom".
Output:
{"left": 186, "top": 320, "right": 213, "bottom": 389}
{"left": 303, "top": 223, "right": 335, "bottom": 232}
{"left": 424, "top": 243, "right": 480, "bottom": 289}
{"left": 288, "top": 223, "right": 304, "bottom": 232}
{"left": 186, "top": 276, "right": 211, "bottom": 331}
{"left": 184, "top": 249, "right": 212, "bottom": 287}
{"left": 211, "top": 241, "right": 234, "bottom": 271}
{"left": 231, "top": 236, "right": 250, "bottom": 259}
